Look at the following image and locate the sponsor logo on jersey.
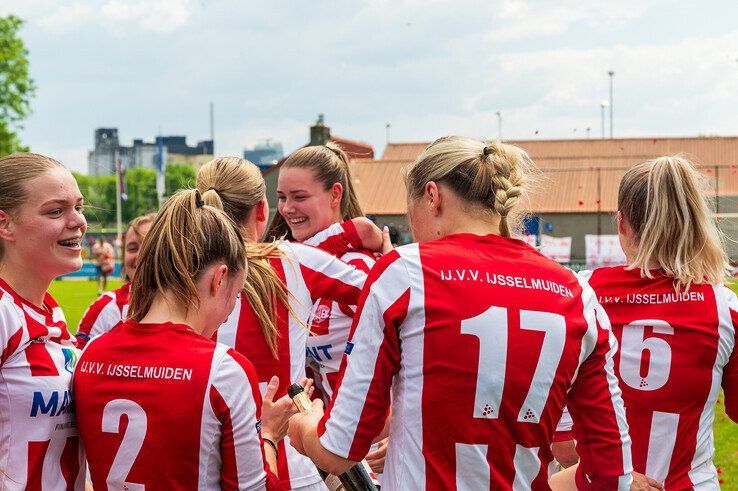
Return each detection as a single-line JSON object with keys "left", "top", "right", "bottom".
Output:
{"left": 344, "top": 342, "right": 354, "bottom": 355}
{"left": 256, "top": 419, "right": 262, "bottom": 433}
{"left": 306, "top": 344, "right": 333, "bottom": 362}
{"left": 30, "top": 390, "right": 73, "bottom": 417}
{"left": 62, "top": 348, "right": 79, "bottom": 375}
{"left": 313, "top": 304, "right": 331, "bottom": 323}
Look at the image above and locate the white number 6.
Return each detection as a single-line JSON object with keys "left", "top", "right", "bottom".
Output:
{"left": 619, "top": 319, "right": 673, "bottom": 391}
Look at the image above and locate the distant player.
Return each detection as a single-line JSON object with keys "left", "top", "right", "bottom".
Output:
{"left": 0, "top": 153, "right": 87, "bottom": 489}
{"left": 288, "top": 137, "right": 634, "bottom": 489}
{"left": 76, "top": 212, "right": 155, "bottom": 347}
{"left": 74, "top": 190, "right": 292, "bottom": 489}
{"left": 92, "top": 236, "right": 114, "bottom": 295}
{"left": 197, "top": 157, "right": 368, "bottom": 490}
{"left": 555, "top": 156, "right": 737, "bottom": 489}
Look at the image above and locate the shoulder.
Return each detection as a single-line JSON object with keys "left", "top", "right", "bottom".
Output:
{"left": 212, "top": 343, "right": 259, "bottom": 384}
{"left": 0, "top": 288, "right": 24, "bottom": 328}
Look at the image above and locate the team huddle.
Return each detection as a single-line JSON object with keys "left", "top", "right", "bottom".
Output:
{"left": 0, "top": 137, "right": 735, "bottom": 490}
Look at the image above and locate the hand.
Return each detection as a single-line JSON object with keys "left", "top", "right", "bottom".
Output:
{"left": 261, "top": 376, "right": 314, "bottom": 442}
{"left": 288, "top": 398, "right": 325, "bottom": 455}
{"left": 366, "top": 437, "right": 388, "bottom": 473}
{"left": 630, "top": 472, "right": 663, "bottom": 490}
{"left": 374, "top": 226, "right": 394, "bottom": 258}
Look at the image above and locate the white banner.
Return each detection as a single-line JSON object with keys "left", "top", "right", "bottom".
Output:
{"left": 585, "top": 234, "right": 626, "bottom": 268}
{"left": 540, "top": 235, "right": 572, "bottom": 263}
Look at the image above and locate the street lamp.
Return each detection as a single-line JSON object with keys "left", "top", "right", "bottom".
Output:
{"left": 385, "top": 123, "right": 391, "bottom": 144}
{"left": 600, "top": 100, "right": 609, "bottom": 139}
{"left": 495, "top": 111, "right": 502, "bottom": 140}
{"left": 608, "top": 70, "right": 614, "bottom": 138}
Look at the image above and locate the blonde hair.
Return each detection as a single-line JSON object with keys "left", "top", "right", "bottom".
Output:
{"left": 197, "top": 157, "right": 292, "bottom": 358}
{"left": 0, "top": 153, "right": 65, "bottom": 261}
{"left": 619, "top": 155, "right": 729, "bottom": 290}
{"left": 405, "top": 136, "right": 531, "bottom": 237}
{"left": 127, "top": 189, "right": 246, "bottom": 321}
{"left": 266, "top": 142, "right": 364, "bottom": 240}
{"left": 127, "top": 212, "right": 157, "bottom": 241}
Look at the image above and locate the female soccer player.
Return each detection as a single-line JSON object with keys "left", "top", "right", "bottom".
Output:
{"left": 567, "top": 156, "right": 736, "bottom": 489}
{"left": 76, "top": 212, "right": 156, "bottom": 347}
{"left": 288, "top": 136, "right": 635, "bottom": 490}
{"left": 0, "top": 153, "right": 87, "bottom": 489}
{"left": 269, "top": 144, "right": 390, "bottom": 475}
{"left": 197, "top": 157, "right": 368, "bottom": 490}
{"left": 269, "top": 143, "right": 378, "bottom": 403}
{"left": 74, "top": 189, "right": 292, "bottom": 489}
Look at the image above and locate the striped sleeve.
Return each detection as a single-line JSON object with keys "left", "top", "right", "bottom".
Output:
{"left": 210, "top": 348, "right": 279, "bottom": 490}
{"left": 0, "top": 294, "right": 25, "bottom": 367}
{"left": 721, "top": 286, "right": 738, "bottom": 422}
{"left": 290, "top": 242, "right": 367, "bottom": 306}
{"left": 341, "top": 251, "right": 375, "bottom": 275}
{"left": 569, "top": 274, "right": 632, "bottom": 490}
{"left": 76, "top": 294, "right": 121, "bottom": 347}
{"left": 318, "top": 250, "right": 408, "bottom": 461}
{"left": 304, "top": 221, "right": 363, "bottom": 256}
{"left": 553, "top": 407, "right": 574, "bottom": 442}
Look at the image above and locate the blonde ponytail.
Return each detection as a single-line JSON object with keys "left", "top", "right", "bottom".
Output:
{"left": 128, "top": 189, "right": 246, "bottom": 321}
{"left": 619, "top": 155, "right": 729, "bottom": 290}
{"left": 197, "top": 157, "right": 293, "bottom": 358}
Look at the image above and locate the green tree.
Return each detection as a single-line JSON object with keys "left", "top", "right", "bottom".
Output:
{"left": 123, "top": 168, "right": 157, "bottom": 222}
{"left": 165, "top": 163, "right": 196, "bottom": 197}
{"left": 0, "top": 15, "right": 36, "bottom": 156}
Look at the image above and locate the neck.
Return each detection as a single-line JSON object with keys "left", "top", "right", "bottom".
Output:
{"left": 0, "top": 258, "right": 52, "bottom": 308}
{"left": 138, "top": 293, "right": 203, "bottom": 334}
{"left": 442, "top": 210, "right": 501, "bottom": 238}
{"left": 240, "top": 221, "right": 259, "bottom": 243}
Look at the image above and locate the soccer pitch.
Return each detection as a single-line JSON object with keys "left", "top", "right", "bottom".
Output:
{"left": 50, "top": 279, "right": 738, "bottom": 489}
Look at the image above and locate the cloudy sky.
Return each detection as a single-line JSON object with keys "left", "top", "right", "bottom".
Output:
{"left": 2, "top": 0, "right": 738, "bottom": 172}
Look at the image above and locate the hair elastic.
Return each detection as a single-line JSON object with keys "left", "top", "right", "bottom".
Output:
{"left": 195, "top": 191, "right": 205, "bottom": 208}
{"left": 482, "top": 146, "right": 492, "bottom": 156}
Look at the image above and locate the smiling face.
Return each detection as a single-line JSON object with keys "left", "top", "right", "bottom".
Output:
{"left": 123, "top": 220, "right": 153, "bottom": 281}
{"left": 3, "top": 167, "right": 87, "bottom": 280}
{"left": 276, "top": 167, "right": 342, "bottom": 241}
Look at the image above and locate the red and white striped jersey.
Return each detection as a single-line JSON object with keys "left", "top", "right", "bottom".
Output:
{"left": 318, "top": 234, "right": 633, "bottom": 490}
{"left": 75, "top": 282, "right": 130, "bottom": 347}
{"left": 0, "top": 277, "right": 86, "bottom": 490}
{"left": 214, "top": 240, "right": 366, "bottom": 489}
{"left": 583, "top": 266, "right": 738, "bottom": 489}
{"left": 74, "top": 319, "right": 279, "bottom": 490}
{"left": 304, "top": 222, "right": 376, "bottom": 403}
{"left": 304, "top": 220, "right": 364, "bottom": 257}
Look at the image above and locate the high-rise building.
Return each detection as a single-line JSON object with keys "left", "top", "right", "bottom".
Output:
{"left": 87, "top": 128, "right": 213, "bottom": 175}
{"left": 244, "top": 140, "right": 284, "bottom": 170}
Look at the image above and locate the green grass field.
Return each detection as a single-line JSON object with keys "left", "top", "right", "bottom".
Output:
{"left": 51, "top": 279, "right": 738, "bottom": 488}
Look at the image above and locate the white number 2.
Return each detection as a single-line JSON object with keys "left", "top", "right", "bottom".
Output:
{"left": 619, "top": 319, "right": 673, "bottom": 391}
{"left": 102, "top": 399, "right": 147, "bottom": 491}
{"left": 461, "top": 306, "right": 566, "bottom": 423}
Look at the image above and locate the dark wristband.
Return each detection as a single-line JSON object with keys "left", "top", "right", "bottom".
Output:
{"left": 263, "top": 437, "right": 279, "bottom": 460}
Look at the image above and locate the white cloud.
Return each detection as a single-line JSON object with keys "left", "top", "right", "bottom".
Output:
{"left": 489, "top": 0, "right": 656, "bottom": 41}
{"left": 1, "top": 0, "right": 196, "bottom": 33}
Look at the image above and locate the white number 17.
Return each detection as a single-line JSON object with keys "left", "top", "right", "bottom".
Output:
{"left": 461, "top": 306, "right": 566, "bottom": 423}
